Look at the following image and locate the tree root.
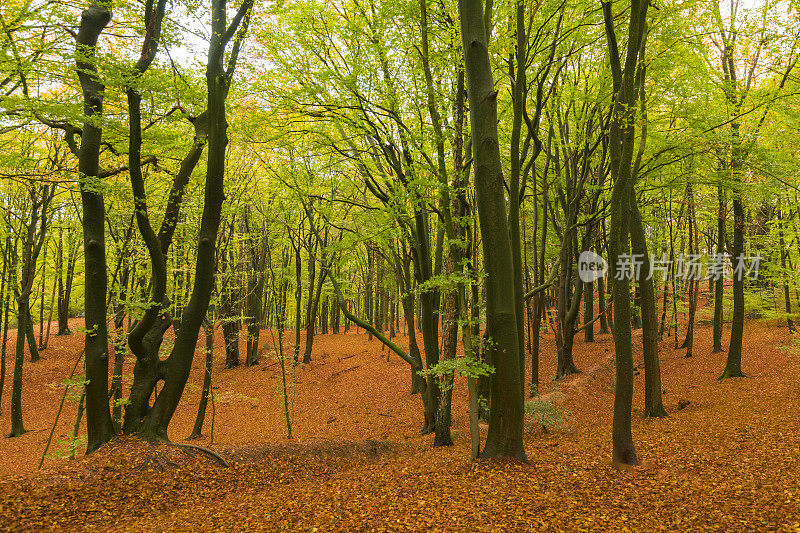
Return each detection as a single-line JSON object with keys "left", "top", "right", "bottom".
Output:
{"left": 166, "top": 441, "right": 229, "bottom": 467}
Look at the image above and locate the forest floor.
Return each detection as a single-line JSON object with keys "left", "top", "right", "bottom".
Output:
{"left": 0, "top": 308, "right": 799, "bottom": 531}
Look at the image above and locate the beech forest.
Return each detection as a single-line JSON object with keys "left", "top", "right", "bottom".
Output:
{"left": 0, "top": 0, "right": 799, "bottom": 529}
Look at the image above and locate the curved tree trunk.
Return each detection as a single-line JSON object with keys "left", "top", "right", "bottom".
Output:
{"left": 131, "top": 0, "right": 253, "bottom": 439}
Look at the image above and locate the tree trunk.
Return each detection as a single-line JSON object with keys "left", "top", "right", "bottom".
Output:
{"left": 245, "top": 230, "right": 267, "bottom": 366}
{"left": 507, "top": 0, "right": 527, "bottom": 393}
{"left": 25, "top": 308, "right": 40, "bottom": 363}
{"left": 110, "top": 261, "right": 129, "bottom": 432}
{"left": 293, "top": 231, "right": 302, "bottom": 364}
{"left": 778, "top": 209, "right": 794, "bottom": 331}
{"left": 0, "top": 237, "right": 12, "bottom": 413}
{"left": 189, "top": 319, "right": 214, "bottom": 439}
{"left": 135, "top": 0, "right": 253, "bottom": 438}
{"left": 414, "top": 211, "right": 441, "bottom": 435}
{"left": 10, "top": 294, "right": 30, "bottom": 436}
{"left": 37, "top": 256, "right": 46, "bottom": 349}
{"left": 11, "top": 185, "right": 53, "bottom": 437}
{"left": 42, "top": 252, "right": 58, "bottom": 350}
{"left": 629, "top": 195, "right": 665, "bottom": 418}
{"left": 459, "top": 0, "right": 526, "bottom": 461}
{"left": 555, "top": 239, "right": 582, "bottom": 379}
{"left": 602, "top": 0, "right": 648, "bottom": 465}
{"left": 721, "top": 193, "right": 746, "bottom": 378}
{"left": 681, "top": 185, "right": 699, "bottom": 357}
{"left": 75, "top": 2, "right": 115, "bottom": 452}
{"left": 396, "top": 251, "right": 426, "bottom": 396}
{"left": 712, "top": 185, "right": 725, "bottom": 352}
{"left": 584, "top": 279, "right": 594, "bottom": 342}
{"left": 303, "top": 225, "right": 327, "bottom": 364}
{"left": 365, "top": 245, "right": 374, "bottom": 340}
{"left": 57, "top": 236, "right": 77, "bottom": 335}
{"left": 598, "top": 275, "right": 609, "bottom": 334}
{"left": 434, "top": 257, "right": 458, "bottom": 447}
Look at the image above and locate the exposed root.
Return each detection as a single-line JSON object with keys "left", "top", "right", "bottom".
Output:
{"left": 165, "top": 442, "right": 229, "bottom": 467}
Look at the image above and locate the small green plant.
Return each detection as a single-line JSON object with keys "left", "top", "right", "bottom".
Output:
{"left": 47, "top": 434, "right": 87, "bottom": 461}
{"left": 524, "top": 393, "right": 574, "bottom": 434}
{"left": 418, "top": 356, "right": 494, "bottom": 393}
{"left": 113, "top": 397, "right": 131, "bottom": 409}
{"left": 477, "top": 397, "right": 490, "bottom": 418}
{"left": 778, "top": 337, "right": 800, "bottom": 355}
{"left": 64, "top": 375, "right": 88, "bottom": 402}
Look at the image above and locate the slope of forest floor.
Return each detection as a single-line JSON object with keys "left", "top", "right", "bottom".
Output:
{"left": 1, "top": 314, "right": 799, "bottom": 531}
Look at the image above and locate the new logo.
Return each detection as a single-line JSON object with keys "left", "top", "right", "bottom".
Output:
{"left": 578, "top": 251, "right": 607, "bottom": 283}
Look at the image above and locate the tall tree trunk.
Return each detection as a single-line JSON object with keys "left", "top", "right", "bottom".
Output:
{"left": 681, "top": 185, "right": 699, "bottom": 357}
{"left": 598, "top": 219, "right": 610, "bottom": 335}
{"left": 302, "top": 236, "right": 317, "bottom": 363}
{"left": 10, "top": 295, "right": 30, "bottom": 436}
{"left": 292, "top": 230, "right": 302, "bottom": 364}
{"left": 42, "top": 253, "right": 58, "bottom": 350}
{"left": 75, "top": 2, "right": 115, "bottom": 452}
{"left": 507, "top": 0, "right": 527, "bottom": 390}
{"left": 598, "top": 276, "right": 609, "bottom": 334}
{"left": 396, "top": 250, "right": 425, "bottom": 396}
{"left": 584, "top": 279, "right": 594, "bottom": 342}
{"left": 531, "top": 153, "right": 550, "bottom": 395}
{"left": 220, "top": 249, "right": 240, "bottom": 369}
{"left": 365, "top": 245, "right": 374, "bottom": 340}
{"left": 629, "top": 195, "right": 665, "bottom": 418}
{"left": 603, "top": 0, "right": 648, "bottom": 466}
{"left": 57, "top": 236, "right": 77, "bottom": 335}
{"left": 110, "top": 261, "right": 129, "bottom": 432}
{"left": 434, "top": 255, "right": 458, "bottom": 447}
{"left": 555, "top": 238, "right": 582, "bottom": 379}
{"left": 0, "top": 237, "right": 12, "bottom": 412}
{"left": 712, "top": 185, "right": 725, "bottom": 352}
{"left": 25, "top": 308, "right": 40, "bottom": 363}
{"left": 246, "top": 227, "right": 268, "bottom": 366}
{"left": 10, "top": 185, "right": 53, "bottom": 437}
{"left": 302, "top": 224, "right": 327, "bottom": 364}
{"left": 459, "top": 0, "right": 526, "bottom": 461}
{"left": 778, "top": 208, "right": 794, "bottom": 331}
{"left": 414, "top": 211, "right": 440, "bottom": 435}
{"left": 721, "top": 192, "right": 746, "bottom": 378}
{"left": 320, "top": 296, "right": 329, "bottom": 335}
{"left": 37, "top": 256, "right": 46, "bottom": 349}
{"left": 658, "top": 244, "right": 669, "bottom": 340}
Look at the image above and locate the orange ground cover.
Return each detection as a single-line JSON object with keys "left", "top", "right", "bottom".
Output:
{"left": 0, "top": 312, "right": 799, "bottom": 531}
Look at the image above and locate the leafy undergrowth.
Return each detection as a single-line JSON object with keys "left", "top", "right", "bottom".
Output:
{"left": 1, "top": 317, "right": 800, "bottom": 531}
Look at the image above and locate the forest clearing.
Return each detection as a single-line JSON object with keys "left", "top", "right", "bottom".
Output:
{"left": 2, "top": 0, "right": 800, "bottom": 529}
